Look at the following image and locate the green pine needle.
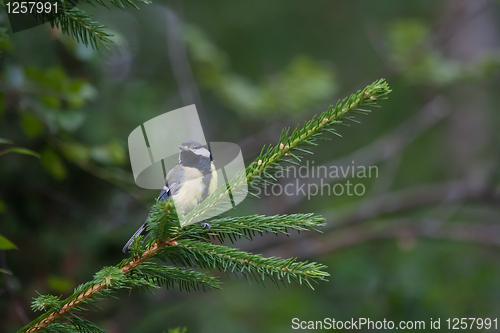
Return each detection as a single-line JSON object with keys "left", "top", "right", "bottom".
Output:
{"left": 158, "top": 239, "right": 329, "bottom": 290}
{"left": 0, "top": 0, "right": 152, "bottom": 49}
{"left": 132, "top": 262, "right": 222, "bottom": 292}
{"left": 181, "top": 79, "right": 391, "bottom": 227}
{"left": 181, "top": 213, "right": 326, "bottom": 244}
{"left": 50, "top": 8, "right": 112, "bottom": 49}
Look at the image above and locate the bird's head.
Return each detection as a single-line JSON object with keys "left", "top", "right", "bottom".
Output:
{"left": 178, "top": 140, "right": 213, "bottom": 166}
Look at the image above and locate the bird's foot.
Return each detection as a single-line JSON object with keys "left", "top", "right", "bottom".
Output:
{"left": 199, "top": 222, "right": 211, "bottom": 230}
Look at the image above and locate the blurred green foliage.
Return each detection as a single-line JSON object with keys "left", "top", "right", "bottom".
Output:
{"left": 186, "top": 25, "right": 338, "bottom": 116}
{"left": 0, "top": 235, "right": 17, "bottom": 250}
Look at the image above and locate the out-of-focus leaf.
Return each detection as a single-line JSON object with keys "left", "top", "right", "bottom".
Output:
{"left": 387, "top": 19, "right": 468, "bottom": 87}
{"left": 24, "top": 67, "right": 43, "bottom": 83}
{"left": 41, "top": 148, "right": 67, "bottom": 180}
{"left": 168, "top": 328, "right": 187, "bottom": 333}
{"left": 90, "top": 146, "right": 110, "bottom": 164}
{"left": 43, "top": 68, "right": 66, "bottom": 91}
{"left": 90, "top": 141, "right": 126, "bottom": 165}
{"left": 0, "top": 235, "right": 17, "bottom": 250}
{"left": 184, "top": 25, "right": 229, "bottom": 70}
{"left": 219, "top": 74, "right": 264, "bottom": 112}
{"left": 40, "top": 95, "right": 61, "bottom": 109}
{"left": 79, "top": 83, "right": 98, "bottom": 101}
{"left": 388, "top": 19, "right": 429, "bottom": 67}
{"left": 216, "top": 56, "right": 337, "bottom": 116}
{"left": 107, "top": 140, "right": 126, "bottom": 164}
{"left": 0, "top": 147, "right": 40, "bottom": 158}
{"left": 478, "top": 56, "right": 500, "bottom": 79}
{"left": 67, "top": 82, "right": 98, "bottom": 108}
{"left": 21, "top": 113, "right": 43, "bottom": 138}
{"left": 185, "top": 25, "right": 336, "bottom": 116}
{"left": 0, "top": 28, "right": 13, "bottom": 52}
{"left": 57, "top": 110, "right": 86, "bottom": 132}
{"left": 0, "top": 268, "right": 13, "bottom": 275}
{"left": 272, "top": 56, "right": 337, "bottom": 111}
{"left": 24, "top": 67, "right": 97, "bottom": 109}
{"left": 47, "top": 275, "right": 73, "bottom": 293}
{"left": 62, "top": 142, "right": 90, "bottom": 164}
{"left": 25, "top": 67, "right": 66, "bottom": 91}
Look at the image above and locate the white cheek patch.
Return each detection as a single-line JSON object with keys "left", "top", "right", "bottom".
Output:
{"left": 192, "top": 147, "right": 211, "bottom": 158}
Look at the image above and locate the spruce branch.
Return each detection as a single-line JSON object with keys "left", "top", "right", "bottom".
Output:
{"left": 20, "top": 236, "right": 180, "bottom": 333}
{"left": 157, "top": 239, "right": 329, "bottom": 289}
{"left": 181, "top": 213, "right": 326, "bottom": 244}
{"left": 247, "top": 78, "right": 391, "bottom": 187}
{"left": 141, "top": 200, "right": 326, "bottom": 247}
{"left": 140, "top": 198, "right": 326, "bottom": 244}
{"left": 40, "top": 323, "right": 80, "bottom": 333}
{"left": 181, "top": 79, "right": 391, "bottom": 226}
{"left": 49, "top": 8, "right": 112, "bottom": 49}
{"left": 131, "top": 262, "right": 221, "bottom": 292}
{"left": 80, "top": 0, "right": 151, "bottom": 9}
{"left": 18, "top": 79, "right": 391, "bottom": 333}
{"left": 0, "top": 0, "right": 151, "bottom": 49}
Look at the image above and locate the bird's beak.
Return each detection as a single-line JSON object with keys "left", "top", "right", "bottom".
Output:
{"left": 178, "top": 145, "right": 187, "bottom": 151}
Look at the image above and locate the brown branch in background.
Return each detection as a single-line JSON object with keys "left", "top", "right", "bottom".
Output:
{"left": 244, "top": 179, "right": 500, "bottom": 255}
{"left": 440, "top": 0, "right": 497, "bottom": 190}
{"left": 25, "top": 240, "right": 177, "bottom": 332}
{"left": 325, "top": 178, "right": 499, "bottom": 229}
{"left": 433, "top": 0, "right": 493, "bottom": 50}
{"left": 164, "top": 3, "right": 202, "bottom": 108}
{"left": 262, "top": 219, "right": 500, "bottom": 260}
{"left": 163, "top": 1, "right": 219, "bottom": 144}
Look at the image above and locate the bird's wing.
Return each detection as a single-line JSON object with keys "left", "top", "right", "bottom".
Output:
{"left": 165, "top": 165, "right": 185, "bottom": 196}
{"left": 156, "top": 165, "right": 184, "bottom": 202}
{"left": 125, "top": 165, "right": 191, "bottom": 252}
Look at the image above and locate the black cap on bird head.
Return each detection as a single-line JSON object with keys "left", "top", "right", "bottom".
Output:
{"left": 178, "top": 140, "right": 213, "bottom": 165}
{"left": 178, "top": 140, "right": 204, "bottom": 150}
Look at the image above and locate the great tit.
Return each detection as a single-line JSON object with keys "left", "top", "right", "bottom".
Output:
{"left": 122, "top": 140, "right": 218, "bottom": 252}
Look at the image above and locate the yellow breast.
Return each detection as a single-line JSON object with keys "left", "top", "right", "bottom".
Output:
{"left": 172, "top": 167, "right": 204, "bottom": 213}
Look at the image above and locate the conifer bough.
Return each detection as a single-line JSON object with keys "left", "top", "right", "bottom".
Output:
{"left": 19, "top": 79, "right": 391, "bottom": 333}
{"left": 0, "top": 0, "right": 152, "bottom": 49}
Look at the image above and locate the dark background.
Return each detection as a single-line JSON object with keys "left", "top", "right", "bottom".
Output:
{"left": 1, "top": 0, "right": 500, "bottom": 332}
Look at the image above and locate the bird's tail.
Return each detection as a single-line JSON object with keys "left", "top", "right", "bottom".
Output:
{"left": 122, "top": 219, "right": 148, "bottom": 253}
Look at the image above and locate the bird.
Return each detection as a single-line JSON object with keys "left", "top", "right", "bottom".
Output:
{"left": 122, "top": 140, "right": 218, "bottom": 253}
